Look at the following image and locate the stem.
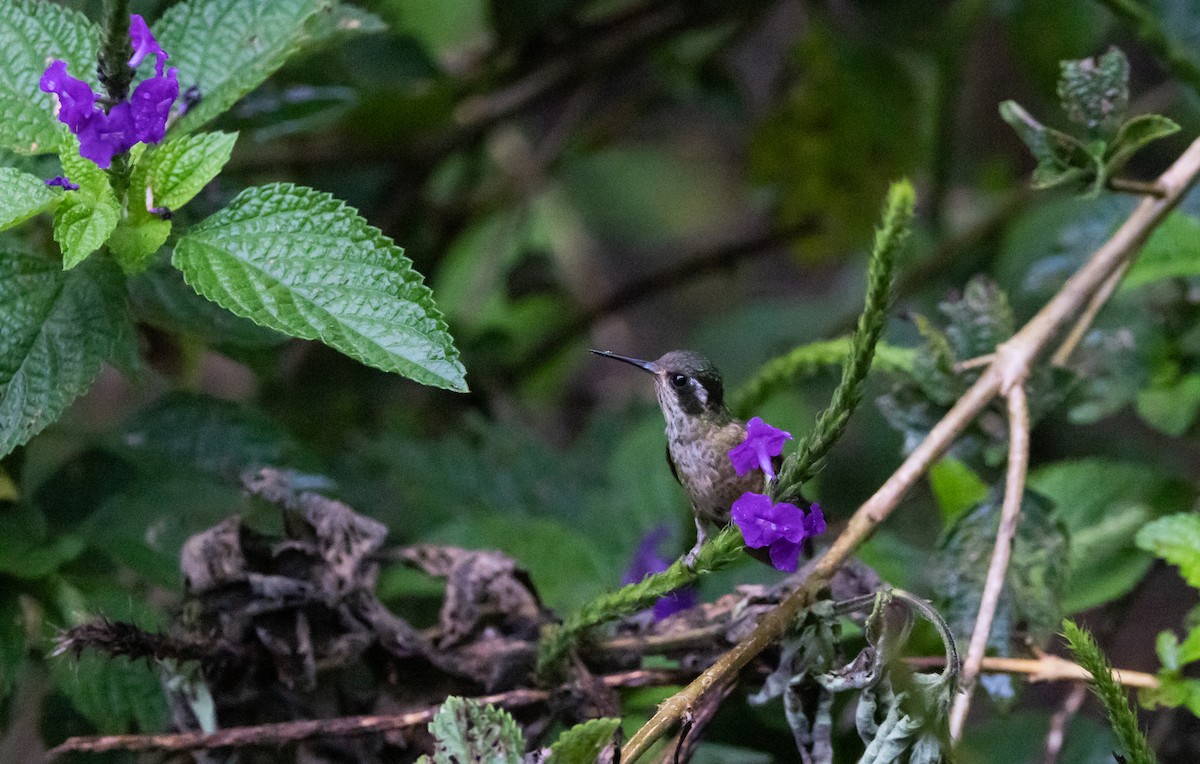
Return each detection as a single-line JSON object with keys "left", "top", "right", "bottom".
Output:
{"left": 1108, "top": 178, "right": 1167, "bottom": 197}
{"left": 620, "top": 136, "right": 1200, "bottom": 763}
{"left": 98, "top": 0, "right": 134, "bottom": 103}
{"left": 904, "top": 654, "right": 1160, "bottom": 689}
{"left": 948, "top": 384, "right": 1030, "bottom": 739}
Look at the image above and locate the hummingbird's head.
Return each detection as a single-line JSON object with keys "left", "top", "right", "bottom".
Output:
{"left": 590, "top": 349, "right": 727, "bottom": 419}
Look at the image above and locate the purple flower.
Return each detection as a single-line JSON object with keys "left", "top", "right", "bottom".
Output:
{"left": 731, "top": 492, "right": 826, "bottom": 572}
{"left": 622, "top": 526, "right": 699, "bottom": 618}
{"left": 39, "top": 15, "right": 178, "bottom": 169}
{"left": 45, "top": 176, "right": 79, "bottom": 191}
{"left": 729, "top": 417, "right": 792, "bottom": 480}
{"left": 128, "top": 14, "right": 168, "bottom": 76}
{"left": 38, "top": 61, "right": 95, "bottom": 132}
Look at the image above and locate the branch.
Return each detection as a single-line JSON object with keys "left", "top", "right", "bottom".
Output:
{"left": 46, "top": 669, "right": 688, "bottom": 758}
{"left": 948, "top": 383, "right": 1031, "bottom": 739}
{"left": 1043, "top": 685, "right": 1088, "bottom": 764}
{"left": 904, "top": 654, "right": 1159, "bottom": 689}
{"left": 619, "top": 137, "right": 1200, "bottom": 762}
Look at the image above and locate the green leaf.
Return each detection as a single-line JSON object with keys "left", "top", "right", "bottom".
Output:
{"left": 0, "top": 251, "right": 128, "bottom": 458}
{"left": 0, "top": 0, "right": 99, "bottom": 154}
{"left": 1136, "top": 373, "right": 1200, "bottom": 436}
{"left": 1057, "top": 48, "right": 1130, "bottom": 139}
{"left": 0, "top": 167, "right": 59, "bottom": 231}
{"left": 1030, "top": 459, "right": 1192, "bottom": 612}
{"left": 1122, "top": 213, "right": 1200, "bottom": 290}
{"left": 172, "top": 183, "right": 467, "bottom": 390}
{"left": 423, "top": 697, "right": 523, "bottom": 764}
{"left": 1107, "top": 113, "right": 1180, "bottom": 174}
{"left": 53, "top": 149, "right": 121, "bottom": 268}
{"left": 1147, "top": 674, "right": 1200, "bottom": 716}
{"left": 134, "top": 131, "right": 238, "bottom": 211}
{"left": 154, "top": 0, "right": 326, "bottom": 134}
{"left": 306, "top": 1, "right": 389, "bottom": 47}
{"left": 128, "top": 258, "right": 287, "bottom": 347}
{"left": 0, "top": 503, "right": 84, "bottom": 579}
{"left": 547, "top": 717, "right": 621, "bottom": 763}
{"left": 1136, "top": 513, "right": 1200, "bottom": 587}
{"left": 107, "top": 217, "right": 173, "bottom": 274}
{"left": 998, "top": 100, "right": 1094, "bottom": 190}
{"left": 115, "top": 392, "right": 303, "bottom": 478}
{"left": 928, "top": 457, "right": 989, "bottom": 525}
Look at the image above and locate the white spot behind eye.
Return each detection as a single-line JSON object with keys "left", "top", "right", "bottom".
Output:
{"left": 690, "top": 378, "right": 707, "bottom": 405}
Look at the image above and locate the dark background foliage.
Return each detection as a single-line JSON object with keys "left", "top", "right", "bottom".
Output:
{"left": 6, "top": 0, "right": 1200, "bottom": 761}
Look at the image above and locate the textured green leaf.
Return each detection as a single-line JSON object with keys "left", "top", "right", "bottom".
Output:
{"left": 1123, "top": 213, "right": 1200, "bottom": 290}
{"left": 0, "top": 0, "right": 99, "bottom": 154}
{"left": 0, "top": 167, "right": 59, "bottom": 231}
{"left": 172, "top": 183, "right": 467, "bottom": 390}
{"left": 1137, "top": 513, "right": 1200, "bottom": 587}
{"left": 154, "top": 0, "right": 326, "bottom": 134}
{"left": 306, "top": 1, "right": 388, "bottom": 47}
{"left": 423, "top": 697, "right": 523, "bottom": 764}
{"left": 128, "top": 258, "right": 287, "bottom": 347}
{"left": 0, "top": 250, "right": 128, "bottom": 458}
{"left": 134, "top": 131, "right": 238, "bottom": 210}
{"left": 999, "top": 100, "right": 1094, "bottom": 190}
{"left": 53, "top": 149, "right": 121, "bottom": 268}
{"left": 0, "top": 503, "right": 83, "bottom": 579}
{"left": 1057, "top": 48, "right": 1129, "bottom": 139}
{"left": 1030, "top": 458, "right": 1192, "bottom": 612}
{"left": 1107, "top": 113, "right": 1180, "bottom": 174}
{"left": 547, "top": 717, "right": 621, "bottom": 763}
{"left": 107, "top": 216, "right": 172, "bottom": 273}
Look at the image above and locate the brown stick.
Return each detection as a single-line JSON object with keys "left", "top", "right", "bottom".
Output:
{"left": 620, "top": 136, "right": 1200, "bottom": 763}
{"left": 45, "top": 669, "right": 688, "bottom": 758}
{"left": 949, "top": 384, "right": 1031, "bottom": 738}
{"left": 905, "top": 654, "right": 1160, "bottom": 690}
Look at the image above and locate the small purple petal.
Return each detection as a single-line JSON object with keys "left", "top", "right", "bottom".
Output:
{"left": 129, "top": 67, "right": 177, "bottom": 145}
{"left": 39, "top": 60, "right": 96, "bottom": 133}
{"left": 76, "top": 102, "right": 135, "bottom": 168}
{"left": 731, "top": 492, "right": 776, "bottom": 548}
{"left": 804, "top": 503, "right": 826, "bottom": 536}
{"left": 729, "top": 416, "right": 792, "bottom": 478}
{"left": 652, "top": 587, "right": 698, "bottom": 619}
{"left": 769, "top": 501, "right": 809, "bottom": 543}
{"left": 128, "top": 14, "right": 168, "bottom": 76}
{"left": 45, "top": 176, "right": 79, "bottom": 191}
{"left": 622, "top": 525, "right": 672, "bottom": 585}
{"left": 768, "top": 538, "right": 802, "bottom": 572}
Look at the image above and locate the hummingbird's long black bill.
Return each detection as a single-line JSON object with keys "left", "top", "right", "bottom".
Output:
{"left": 589, "top": 349, "right": 658, "bottom": 373}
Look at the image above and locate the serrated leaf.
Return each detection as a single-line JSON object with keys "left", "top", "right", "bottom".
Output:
{"left": 0, "top": 250, "right": 128, "bottom": 458}
{"left": 1058, "top": 48, "right": 1129, "bottom": 139}
{"left": 306, "top": 1, "right": 388, "bottom": 47}
{"left": 547, "top": 717, "right": 620, "bottom": 763}
{"left": 154, "top": 0, "right": 326, "bottom": 134}
{"left": 0, "top": 0, "right": 99, "bottom": 154}
{"left": 1136, "top": 513, "right": 1200, "bottom": 587}
{"left": 1030, "top": 458, "right": 1192, "bottom": 612}
{"left": 53, "top": 148, "right": 121, "bottom": 268}
{"left": 134, "top": 131, "right": 238, "bottom": 210}
{"left": 424, "top": 697, "right": 523, "bottom": 764}
{"left": 172, "top": 183, "right": 467, "bottom": 390}
{"left": 0, "top": 167, "right": 59, "bottom": 230}
{"left": 1107, "top": 113, "right": 1180, "bottom": 175}
{"left": 128, "top": 258, "right": 287, "bottom": 347}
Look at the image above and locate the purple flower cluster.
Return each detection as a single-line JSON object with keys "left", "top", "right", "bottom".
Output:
{"left": 45, "top": 176, "right": 79, "bottom": 191}
{"left": 622, "top": 526, "right": 698, "bottom": 619}
{"left": 39, "top": 14, "right": 178, "bottom": 168}
{"left": 727, "top": 417, "right": 825, "bottom": 572}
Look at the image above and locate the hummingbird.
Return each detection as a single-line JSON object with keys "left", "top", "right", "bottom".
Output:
{"left": 591, "top": 349, "right": 770, "bottom": 567}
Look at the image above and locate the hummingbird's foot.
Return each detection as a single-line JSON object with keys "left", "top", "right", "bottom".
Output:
{"left": 682, "top": 544, "right": 703, "bottom": 570}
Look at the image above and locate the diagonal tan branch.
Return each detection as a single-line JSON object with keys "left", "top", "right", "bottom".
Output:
{"left": 905, "top": 654, "right": 1159, "bottom": 689}
{"left": 948, "top": 384, "right": 1031, "bottom": 739}
{"left": 620, "top": 136, "right": 1200, "bottom": 763}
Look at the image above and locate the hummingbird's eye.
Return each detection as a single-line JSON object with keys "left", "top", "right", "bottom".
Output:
{"left": 670, "top": 373, "right": 688, "bottom": 389}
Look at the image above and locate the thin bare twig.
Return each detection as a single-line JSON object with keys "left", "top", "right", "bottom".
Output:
{"left": 1043, "top": 684, "right": 1088, "bottom": 764}
{"left": 949, "top": 384, "right": 1031, "bottom": 739}
{"left": 1108, "top": 178, "right": 1168, "bottom": 197}
{"left": 46, "top": 669, "right": 688, "bottom": 758}
{"left": 620, "top": 137, "right": 1200, "bottom": 763}
{"left": 1051, "top": 259, "right": 1133, "bottom": 366}
{"left": 905, "top": 653, "right": 1160, "bottom": 689}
